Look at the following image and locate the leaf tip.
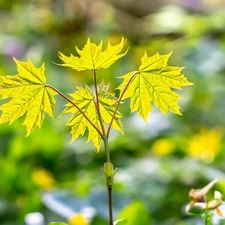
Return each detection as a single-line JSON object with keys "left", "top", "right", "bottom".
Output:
{"left": 13, "top": 57, "right": 21, "bottom": 66}
{"left": 187, "top": 80, "right": 194, "bottom": 86}
{"left": 13, "top": 56, "right": 18, "bottom": 62}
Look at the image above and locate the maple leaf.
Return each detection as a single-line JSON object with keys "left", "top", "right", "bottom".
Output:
{"left": 0, "top": 58, "right": 57, "bottom": 135}
{"left": 58, "top": 38, "right": 127, "bottom": 71}
{"left": 62, "top": 83, "right": 123, "bottom": 150}
{"left": 117, "top": 52, "right": 193, "bottom": 121}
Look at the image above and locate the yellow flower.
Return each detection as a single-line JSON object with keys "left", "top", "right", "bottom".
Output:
{"left": 151, "top": 138, "right": 174, "bottom": 155}
{"left": 32, "top": 168, "right": 55, "bottom": 189}
{"left": 187, "top": 128, "right": 222, "bottom": 163}
{"left": 69, "top": 214, "right": 88, "bottom": 225}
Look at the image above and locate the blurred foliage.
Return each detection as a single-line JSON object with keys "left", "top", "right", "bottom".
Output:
{"left": 117, "top": 201, "right": 151, "bottom": 225}
{"left": 1, "top": 0, "right": 225, "bottom": 225}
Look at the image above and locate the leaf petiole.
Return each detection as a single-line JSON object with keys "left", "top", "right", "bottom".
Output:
{"left": 45, "top": 84, "right": 104, "bottom": 138}
{"left": 106, "top": 71, "right": 139, "bottom": 137}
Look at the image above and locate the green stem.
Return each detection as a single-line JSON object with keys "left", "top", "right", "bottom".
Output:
{"left": 107, "top": 71, "right": 139, "bottom": 137}
{"left": 103, "top": 136, "right": 110, "bottom": 162}
{"left": 102, "top": 136, "right": 114, "bottom": 224}
{"left": 204, "top": 209, "right": 208, "bottom": 225}
{"left": 45, "top": 84, "right": 103, "bottom": 138}
{"left": 204, "top": 195, "right": 209, "bottom": 225}
{"left": 108, "top": 186, "right": 113, "bottom": 225}
{"left": 92, "top": 69, "right": 114, "bottom": 224}
{"left": 93, "top": 70, "right": 106, "bottom": 136}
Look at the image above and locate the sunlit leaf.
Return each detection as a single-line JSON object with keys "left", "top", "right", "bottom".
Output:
{"left": 117, "top": 52, "right": 193, "bottom": 121}
{"left": 0, "top": 58, "right": 56, "bottom": 135}
{"left": 58, "top": 38, "right": 127, "bottom": 71}
{"left": 62, "top": 83, "right": 123, "bottom": 150}
{"left": 117, "top": 201, "right": 151, "bottom": 225}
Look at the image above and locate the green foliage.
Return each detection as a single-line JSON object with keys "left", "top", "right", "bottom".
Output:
{"left": 114, "top": 219, "right": 128, "bottom": 225}
{"left": 49, "top": 223, "right": 68, "bottom": 225}
{"left": 62, "top": 83, "right": 123, "bottom": 149}
{"left": 58, "top": 38, "right": 127, "bottom": 71}
{"left": 117, "top": 201, "right": 151, "bottom": 225}
{"left": 2, "top": 1, "right": 225, "bottom": 225}
{"left": 186, "top": 205, "right": 204, "bottom": 215}
{"left": 0, "top": 37, "right": 192, "bottom": 225}
{"left": 117, "top": 52, "right": 193, "bottom": 121}
{"left": 0, "top": 38, "right": 191, "bottom": 150}
{"left": 0, "top": 59, "right": 56, "bottom": 135}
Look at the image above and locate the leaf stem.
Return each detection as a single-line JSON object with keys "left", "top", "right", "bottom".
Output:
{"left": 106, "top": 71, "right": 139, "bottom": 137}
{"left": 45, "top": 84, "right": 103, "bottom": 138}
{"left": 93, "top": 70, "right": 106, "bottom": 136}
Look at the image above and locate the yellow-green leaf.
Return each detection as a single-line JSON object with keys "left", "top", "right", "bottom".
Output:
{"left": 117, "top": 52, "right": 193, "bottom": 121}
{"left": 62, "top": 83, "right": 123, "bottom": 150}
{"left": 0, "top": 58, "right": 57, "bottom": 135}
{"left": 58, "top": 38, "right": 127, "bottom": 71}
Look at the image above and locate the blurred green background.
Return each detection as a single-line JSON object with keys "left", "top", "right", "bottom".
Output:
{"left": 1, "top": 0, "right": 225, "bottom": 224}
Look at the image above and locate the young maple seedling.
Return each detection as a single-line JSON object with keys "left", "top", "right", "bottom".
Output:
{"left": 0, "top": 38, "right": 192, "bottom": 225}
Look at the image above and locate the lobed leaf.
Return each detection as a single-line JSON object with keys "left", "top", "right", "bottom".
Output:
{"left": 117, "top": 52, "right": 193, "bottom": 121}
{"left": 58, "top": 38, "right": 127, "bottom": 71}
{"left": 61, "top": 83, "right": 123, "bottom": 150}
{"left": 0, "top": 58, "right": 57, "bottom": 135}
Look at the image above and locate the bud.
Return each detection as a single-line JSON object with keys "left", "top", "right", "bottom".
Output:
{"left": 101, "top": 162, "right": 118, "bottom": 188}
